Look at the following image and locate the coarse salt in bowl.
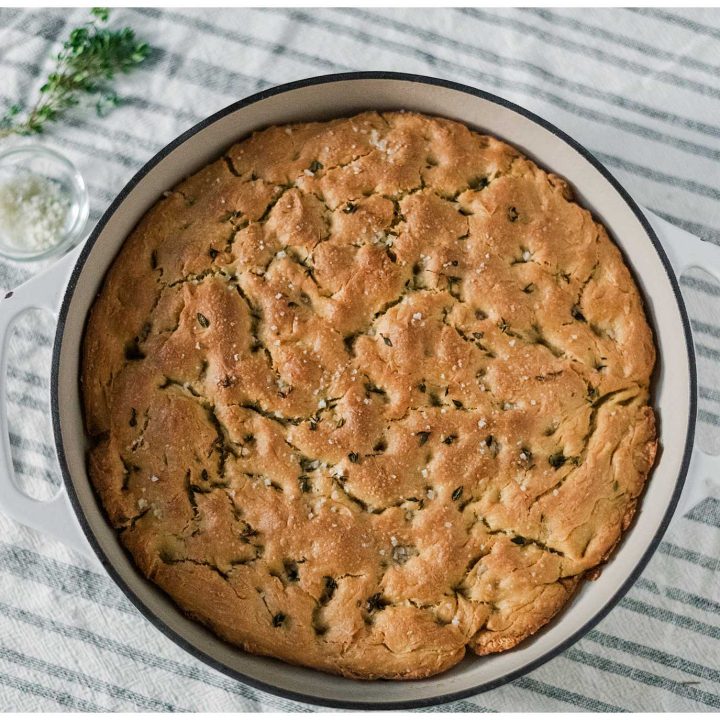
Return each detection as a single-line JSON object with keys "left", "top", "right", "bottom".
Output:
{"left": 0, "top": 145, "right": 89, "bottom": 262}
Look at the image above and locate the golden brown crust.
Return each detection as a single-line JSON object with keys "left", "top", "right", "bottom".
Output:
{"left": 81, "top": 111, "right": 657, "bottom": 679}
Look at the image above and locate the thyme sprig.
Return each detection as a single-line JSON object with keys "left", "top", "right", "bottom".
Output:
{"left": 0, "top": 8, "right": 149, "bottom": 139}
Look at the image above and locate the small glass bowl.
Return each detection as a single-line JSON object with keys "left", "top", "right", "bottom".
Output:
{"left": 0, "top": 144, "right": 89, "bottom": 262}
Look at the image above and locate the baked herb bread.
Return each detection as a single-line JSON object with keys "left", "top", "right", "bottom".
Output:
{"left": 82, "top": 111, "right": 657, "bottom": 679}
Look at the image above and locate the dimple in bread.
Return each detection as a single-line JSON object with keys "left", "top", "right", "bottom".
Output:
{"left": 82, "top": 111, "right": 657, "bottom": 679}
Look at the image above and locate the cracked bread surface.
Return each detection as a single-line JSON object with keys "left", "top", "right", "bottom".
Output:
{"left": 82, "top": 111, "right": 657, "bottom": 680}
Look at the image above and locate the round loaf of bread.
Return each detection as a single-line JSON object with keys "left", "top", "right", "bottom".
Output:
{"left": 82, "top": 111, "right": 657, "bottom": 679}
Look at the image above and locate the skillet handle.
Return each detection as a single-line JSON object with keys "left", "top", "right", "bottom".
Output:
{"left": 643, "top": 208, "right": 720, "bottom": 516}
{"left": 0, "top": 246, "right": 92, "bottom": 556}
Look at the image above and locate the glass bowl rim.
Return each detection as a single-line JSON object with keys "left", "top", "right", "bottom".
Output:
{"left": 0, "top": 143, "right": 90, "bottom": 262}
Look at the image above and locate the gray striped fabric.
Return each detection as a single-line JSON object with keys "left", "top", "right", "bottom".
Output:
{"left": 1, "top": 7, "right": 719, "bottom": 712}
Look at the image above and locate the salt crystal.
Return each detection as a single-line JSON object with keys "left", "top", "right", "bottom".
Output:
{"left": 369, "top": 128, "right": 388, "bottom": 152}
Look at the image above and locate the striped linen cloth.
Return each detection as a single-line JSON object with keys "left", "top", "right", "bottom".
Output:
{"left": 0, "top": 7, "right": 718, "bottom": 712}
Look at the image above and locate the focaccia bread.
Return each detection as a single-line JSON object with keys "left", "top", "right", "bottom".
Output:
{"left": 82, "top": 111, "right": 657, "bottom": 679}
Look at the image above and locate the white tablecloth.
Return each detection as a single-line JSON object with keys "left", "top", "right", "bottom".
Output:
{"left": 0, "top": 7, "right": 718, "bottom": 712}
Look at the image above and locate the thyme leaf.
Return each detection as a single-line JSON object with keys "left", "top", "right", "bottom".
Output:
{"left": 0, "top": 8, "right": 149, "bottom": 139}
